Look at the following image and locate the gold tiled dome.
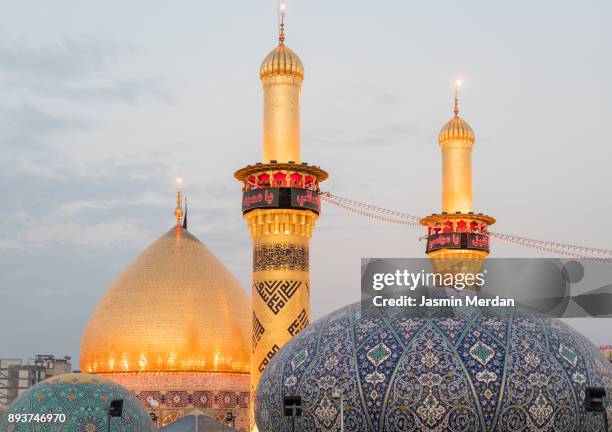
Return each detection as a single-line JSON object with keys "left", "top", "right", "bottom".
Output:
{"left": 260, "top": 44, "right": 304, "bottom": 81}
{"left": 80, "top": 227, "right": 250, "bottom": 374}
{"left": 439, "top": 115, "right": 475, "bottom": 146}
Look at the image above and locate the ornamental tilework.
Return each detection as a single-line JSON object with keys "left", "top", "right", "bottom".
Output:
{"left": 100, "top": 372, "right": 250, "bottom": 432}
{"left": 253, "top": 244, "right": 308, "bottom": 272}
{"left": 132, "top": 390, "right": 249, "bottom": 431}
{"left": 133, "top": 390, "right": 249, "bottom": 411}
{"left": 258, "top": 345, "right": 280, "bottom": 373}
{"left": 255, "top": 280, "right": 302, "bottom": 315}
{"left": 2, "top": 374, "right": 152, "bottom": 432}
{"left": 255, "top": 290, "right": 612, "bottom": 432}
{"left": 287, "top": 309, "right": 309, "bottom": 336}
{"left": 253, "top": 312, "right": 266, "bottom": 352}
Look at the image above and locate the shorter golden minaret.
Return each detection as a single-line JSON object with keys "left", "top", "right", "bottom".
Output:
{"left": 420, "top": 82, "right": 495, "bottom": 278}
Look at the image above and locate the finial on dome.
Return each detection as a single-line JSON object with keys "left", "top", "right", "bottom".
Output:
{"left": 279, "top": 0, "right": 286, "bottom": 44}
{"left": 454, "top": 79, "right": 462, "bottom": 116}
{"left": 439, "top": 80, "right": 475, "bottom": 146}
{"left": 175, "top": 177, "right": 183, "bottom": 227}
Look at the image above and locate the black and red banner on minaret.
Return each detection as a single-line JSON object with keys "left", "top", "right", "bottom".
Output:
{"left": 426, "top": 232, "right": 490, "bottom": 253}
{"left": 242, "top": 189, "right": 280, "bottom": 211}
{"left": 242, "top": 188, "right": 321, "bottom": 214}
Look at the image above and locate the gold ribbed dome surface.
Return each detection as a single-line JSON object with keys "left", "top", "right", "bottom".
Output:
{"left": 439, "top": 115, "right": 475, "bottom": 146}
{"left": 260, "top": 44, "right": 304, "bottom": 80}
{"left": 80, "top": 227, "right": 250, "bottom": 374}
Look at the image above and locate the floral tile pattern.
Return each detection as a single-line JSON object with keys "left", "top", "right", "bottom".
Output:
{"left": 255, "top": 291, "right": 612, "bottom": 432}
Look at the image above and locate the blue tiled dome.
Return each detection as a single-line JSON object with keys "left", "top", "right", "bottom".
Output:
{"left": 2, "top": 373, "right": 153, "bottom": 432}
{"left": 256, "top": 292, "right": 612, "bottom": 431}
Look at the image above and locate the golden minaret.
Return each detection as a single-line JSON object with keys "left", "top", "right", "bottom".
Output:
{"left": 234, "top": 4, "right": 327, "bottom": 430}
{"left": 421, "top": 82, "right": 495, "bottom": 276}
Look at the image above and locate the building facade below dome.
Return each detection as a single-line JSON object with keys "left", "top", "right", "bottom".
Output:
{"left": 102, "top": 372, "right": 250, "bottom": 430}
{"left": 256, "top": 291, "right": 612, "bottom": 431}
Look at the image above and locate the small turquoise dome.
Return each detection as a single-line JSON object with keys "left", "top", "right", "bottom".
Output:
{"left": 2, "top": 373, "right": 153, "bottom": 432}
{"left": 256, "top": 292, "right": 612, "bottom": 431}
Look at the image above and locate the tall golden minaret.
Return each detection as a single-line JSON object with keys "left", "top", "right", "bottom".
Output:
{"left": 234, "top": 4, "right": 327, "bottom": 430}
{"left": 421, "top": 82, "right": 495, "bottom": 276}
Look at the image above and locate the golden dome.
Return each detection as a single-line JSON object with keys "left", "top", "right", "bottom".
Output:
{"left": 439, "top": 114, "right": 475, "bottom": 146}
{"left": 260, "top": 43, "right": 304, "bottom": 81}
{"left": 80, "top": 227, "right": 250, "bottom": 374}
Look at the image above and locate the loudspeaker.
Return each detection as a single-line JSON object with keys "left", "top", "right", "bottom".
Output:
{"left": 584, "top": 387, "right": 606, "bottom": 412}
{"left": 108, "top": 399, "right": 124, "bottom": 417}
{"left": 283, "top": 395, "right": 302, "bottom": 417}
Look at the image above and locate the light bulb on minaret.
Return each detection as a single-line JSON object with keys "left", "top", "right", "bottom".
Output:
{"left": 279, "top": 0, "right": 286, "bottom": 19}
{"left": 234, "top": 4, "right": 328, "bottom": 430}
{"left": 420, "top": 80, "right": 495, "bottom": 279}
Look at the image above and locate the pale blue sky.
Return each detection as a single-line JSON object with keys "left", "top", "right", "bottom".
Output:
{"left": 0, "top": 0, "right": 610, "bottom": 368}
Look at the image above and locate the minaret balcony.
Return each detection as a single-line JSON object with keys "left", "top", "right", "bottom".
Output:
{"left": 420, "top": 213, "right": 495, "bottom": 254}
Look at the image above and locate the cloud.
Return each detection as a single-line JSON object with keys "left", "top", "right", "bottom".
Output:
{"left": 319, "top": 120, "right": 420, "bottom": 148}
{"left": 0, "top": 37, "right": 118, "bottom": 80}
{"left": 0, "top": 37, "right": 168, "bottom": 103}
{"left": 0, "top": 105, "right": 92, "bottom": 139}
{"left": 53, "top": 190, "right": 168, "bottom": 218}
{"left": 1, "top": 220, "right": 151, "bottom": 250}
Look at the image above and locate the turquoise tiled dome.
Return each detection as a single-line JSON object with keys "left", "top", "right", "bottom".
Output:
{"left": 2, "top": 373, "right": 153, "bottom": 432}
{"left": 256, "top": 292, "right": 612, "bottom": 431}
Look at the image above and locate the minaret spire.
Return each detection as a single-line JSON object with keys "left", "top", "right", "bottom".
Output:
{"left": 278, "top": 0, "right": 286, "bottom": 44}
{"left": 174, "top": 177, "right": 183, "bottom": 227}
{"left": 454, "top": 79, "right": 462, "bottom": 116}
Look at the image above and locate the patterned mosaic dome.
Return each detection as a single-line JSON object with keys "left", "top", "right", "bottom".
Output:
{"left": 1, "top": 374, "right": 152, "bottom": 432}
{"left": 256, "top": 291, "right": 612, "bottom": 431}
{"left": 80, "top": 227, "right": 251, "bottom": 374}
